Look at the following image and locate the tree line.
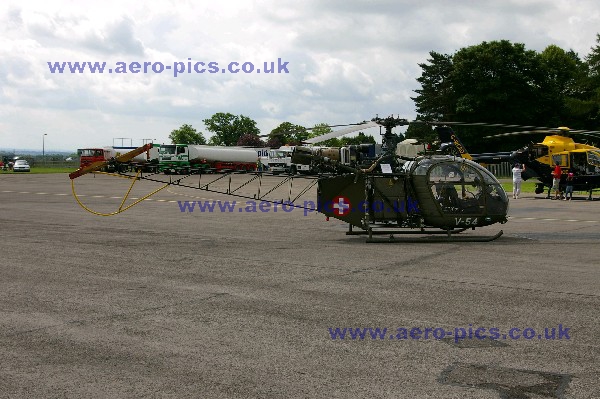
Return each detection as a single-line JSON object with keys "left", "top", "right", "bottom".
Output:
{"left": 168, "top": 114, "right": 376, "bottom": 148}
{"left": 408, "top": 35, "right": 600, "bottom": 152}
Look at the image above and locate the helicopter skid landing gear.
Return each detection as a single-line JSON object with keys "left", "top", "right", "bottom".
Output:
{"left": 347, "top": 226, "right": 468, "bottom": 236}
{"left": 351, "top": 225, "right": 503, "bottom": 243}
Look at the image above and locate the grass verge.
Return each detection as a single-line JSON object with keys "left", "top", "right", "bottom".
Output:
{"left": 1, "top": 167, "right": 77, "bottom": 174}
{"left": 500, "top": 181, "right": 537, "bottom": 194}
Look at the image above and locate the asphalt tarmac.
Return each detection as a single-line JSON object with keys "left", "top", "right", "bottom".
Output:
{"left": 1, "top": 172, "right": 599, "bottom": 398}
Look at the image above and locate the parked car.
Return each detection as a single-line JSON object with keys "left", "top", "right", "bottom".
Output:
{"left": 13, "top": 159, "right": 30, "bottom": 172}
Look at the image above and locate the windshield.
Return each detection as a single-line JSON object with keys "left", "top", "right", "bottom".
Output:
{"left": 426, "top": 160, "right": 509, "bottom": 215}
{"left": 80, "top": 149, "right": 103, "bottom": 157}
{"left": 270, "top": 150, "right": 290, "bottom": 158}
{"left": 588, "top": 151, "right": 600, "bottom": 167}
{"left": 15, "top": 160, "right": 28, "bottom": 165}
{"left": 160, "top": 145, "right": 176, "bottom": 155}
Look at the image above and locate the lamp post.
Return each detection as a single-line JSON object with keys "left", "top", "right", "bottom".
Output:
{"left": 42, "top": 133, "right": 48, "bottom": 165}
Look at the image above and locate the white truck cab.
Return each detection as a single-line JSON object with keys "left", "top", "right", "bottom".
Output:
{"left": 267, "top": 146, "right": 311, "bottom": 174}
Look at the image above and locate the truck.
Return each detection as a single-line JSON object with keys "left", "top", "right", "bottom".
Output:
{"left": 242, "top": 147, "right": 270, "bottom": 171}
{"left": 396, "top": 139, "right": 426, "bottom": 158}
{"left": 78, "top": 145, "right": 160, "bottom": 171}
{"left": 267, "top": 146, "right": 313, "bottom": 175}
{"left": 290, "top": 144, "right": 379, "bottom": 173}
{"left": 158, "top": 144, "right": 258, "bottom": 174}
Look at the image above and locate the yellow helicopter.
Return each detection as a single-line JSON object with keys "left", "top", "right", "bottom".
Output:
{"left": 439, "top": 125, "right": 600, "bottom": 199}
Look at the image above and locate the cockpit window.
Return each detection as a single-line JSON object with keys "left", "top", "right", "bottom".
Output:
{"left": 552, "top": 154, "right": 568, "bottom": 167}
{"left": 485, "top": 184, "right": 508, "bottom": 214}
{"left": 588, "top": 151, "right": 600, "bottom": 167}
{"left": 531, "top": 145, "right": 548, "bottom": 158}
{"left": 413, "top": 158, "right": 433, "bottom": 176}
{"left": 428, "top": 162, "right": 480, "bottom": 185}
{"left": 416, "top": 157, "right": 507, "bottom": 215}
{"left": 428, "top": 162, "right": 485, "bottom": 214}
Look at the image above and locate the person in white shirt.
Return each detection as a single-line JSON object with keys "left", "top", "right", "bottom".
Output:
{"left": 512, "top": 163, "right": 526, "bottom": 199}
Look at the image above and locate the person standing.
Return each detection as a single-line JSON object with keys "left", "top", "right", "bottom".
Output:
{"left": 512, "top": 163, "right": 526, "bottom": 199}
{"left": 564, "top": 170, "right": 574, "bottom": 200}
{"left": 552, "top": 162, "right": 562, "bottom": 200}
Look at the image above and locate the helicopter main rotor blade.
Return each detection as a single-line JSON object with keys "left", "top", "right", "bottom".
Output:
{"left": 305, "top": 121, "right": 373, "bottom": 130}
{"left": 484, "top": 128, "right": 600, "bottom": 139}
{"left": 304, "top": 121, "right": 379, "bottom": 144}
{"left": 559, "top": 129, "right": 600, "bottom": 135}
{"left": 483, "top": 130, "right": 553, "bottom": 138}
{"left": 428, "top": 121, "right": 549, "bottom": 129}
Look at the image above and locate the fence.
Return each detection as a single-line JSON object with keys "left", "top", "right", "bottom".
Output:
{"left": 40, "top": 160, "right": 79, "bottom": 168}
{"left": 485, "top": 162, "right": 512, "bottom": 179}
{"left": 9, "top": 159, "right": 79, "bottom": 169}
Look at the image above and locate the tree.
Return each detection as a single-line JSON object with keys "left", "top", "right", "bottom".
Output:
{"left": 412, "top": 35, "right": 600, "bottom": 151}
{"left": 268, "top": 122, "right": 308, "bottom": 145}
{"left": 412, "top": 51, "right": 455, "bottom": 121}
{"left": 537, "top": 45, "right": 583, "bottom": 126}
{"left": 587, "top": 34, "right": 600, "bottom": 78}
{"left": 266, "top": 136, "right": 283, "bottom": 148}
{"left": 339, "top": 132, "right": 376, "bottom": 145}
{"left": 203, "top": 112, "right": 261, "bottom": 146}
{"left": 168, "top": 124, "right": 206, "bottom": 144}
{"left": 579, "top": 34, "right": 600, "bottom": 127}
{"left": 414, "top": 40, "right": 545, "bottom": 152}
{"left": 236, "top": 134, "right": 265, "bottom": 147}
{"left": 405, "top": 122, "right": 437, "bottom": 146}
{"left": 450, "top": 40, "right": 542, "bottom": 125}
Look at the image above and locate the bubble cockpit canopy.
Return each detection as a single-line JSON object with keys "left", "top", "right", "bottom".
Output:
{"left": 413, "top": 156, "right": 508, "bottom": 216}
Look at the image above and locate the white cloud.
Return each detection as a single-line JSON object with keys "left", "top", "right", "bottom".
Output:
{"left": 0, "top": 0, "right": 599, "bottom": 151}
{"left": 81, "top": 17, "right": 144, "bottom": 56}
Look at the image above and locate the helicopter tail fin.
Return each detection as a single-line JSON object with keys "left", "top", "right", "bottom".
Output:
{"left": 436, "top": 126, "right": 473, "bottom": 160}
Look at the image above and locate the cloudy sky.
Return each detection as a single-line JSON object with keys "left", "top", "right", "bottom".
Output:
{"left": 1, "top": 0, "right": 599, "bottom": 151}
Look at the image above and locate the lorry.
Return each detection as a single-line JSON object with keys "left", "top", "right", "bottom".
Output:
{"left": 267, "top": 146, "right": 312, "bottom": 175}
{"left": 289, "top": 144, "right": 379, "bottom": 173}
{"left": 236, "top": 146, "right": 270, "bottom": 171}
{"left": 158, "top": 144, "right": 258, "bottom": 174}
{"left": 396, "top": 139, "right": 426, "bottom": 158}
{"left": 78, "top": 145, "right": 160, "bottom": 171}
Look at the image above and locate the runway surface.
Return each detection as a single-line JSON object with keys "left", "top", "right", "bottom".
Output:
{"left": 1, "top": 172, "right": 599, "bottom": 398}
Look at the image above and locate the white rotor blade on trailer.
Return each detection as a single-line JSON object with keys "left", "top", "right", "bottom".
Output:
{"left": 304, "top": 121, "right": 379, "bottom": 144}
